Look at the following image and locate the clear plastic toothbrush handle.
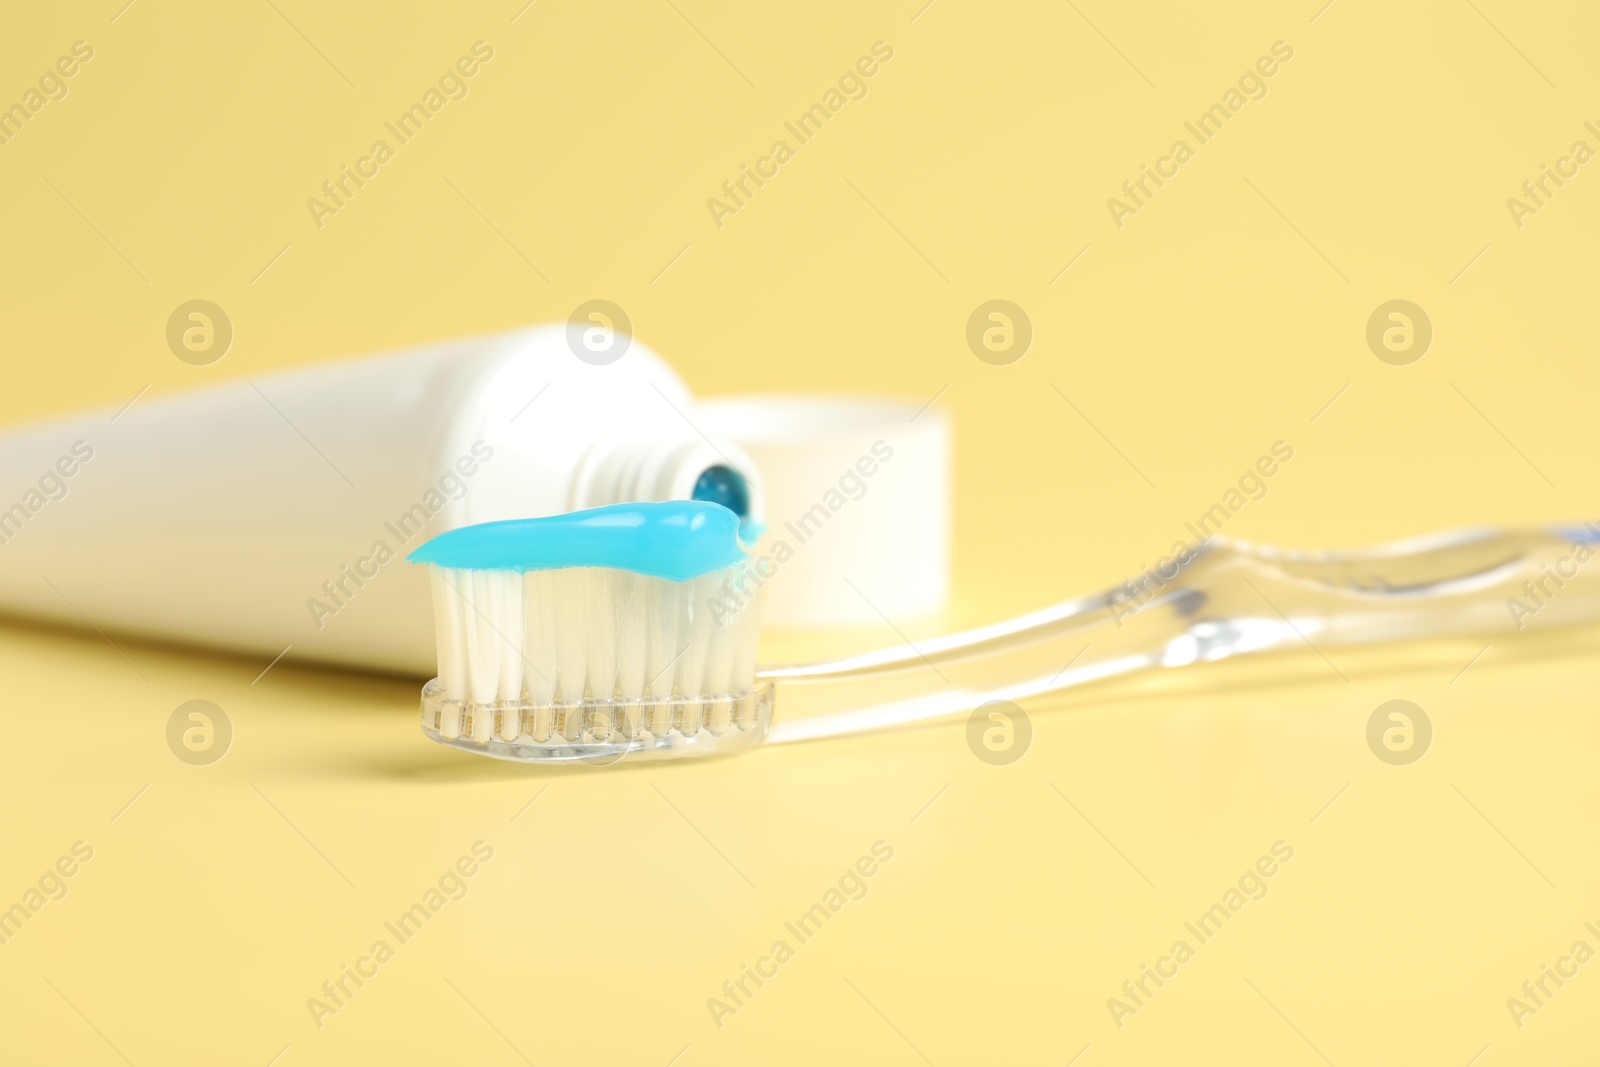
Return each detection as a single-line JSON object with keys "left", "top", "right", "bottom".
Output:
{"left": 759, "top": 524, "right": 1600, "bottom": 744}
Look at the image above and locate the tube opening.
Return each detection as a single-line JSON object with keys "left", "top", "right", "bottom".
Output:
{"left": 691, "top": 464, "right": 750, "bottom": 520}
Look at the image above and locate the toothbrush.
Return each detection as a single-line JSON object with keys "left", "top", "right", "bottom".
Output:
{"left": 410, "top": 501, "right": 767, "bottom": 760}
{"left": 409, "top": 509, "right": 1600, "bottom": 764}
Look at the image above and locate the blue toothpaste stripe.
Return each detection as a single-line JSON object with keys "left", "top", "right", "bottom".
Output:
{"left": 407, "top": 501, "right": 746, "bottom": 582}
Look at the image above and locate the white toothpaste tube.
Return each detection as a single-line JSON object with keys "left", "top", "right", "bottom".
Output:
{"left": 0, "top": 323, "right": 763, "bottom": 674}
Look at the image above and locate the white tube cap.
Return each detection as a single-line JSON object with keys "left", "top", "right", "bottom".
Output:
{"left": 699, "top": 394, "right": 950, "bottom": 629}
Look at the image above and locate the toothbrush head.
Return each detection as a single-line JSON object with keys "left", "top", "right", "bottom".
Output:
{"left": 407, "top": 502, "right": 769, "bottom": 765}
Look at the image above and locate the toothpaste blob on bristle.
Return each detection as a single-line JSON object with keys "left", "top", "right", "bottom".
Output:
{"left": 406, "top": 502, "right": 770, "bottom": 763}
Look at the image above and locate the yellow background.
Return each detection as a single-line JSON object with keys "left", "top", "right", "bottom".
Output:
{"left": 2, "top": 0, "right": 1598, "bottom": 1063}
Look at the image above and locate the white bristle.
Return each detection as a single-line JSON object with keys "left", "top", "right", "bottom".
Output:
{"left": 496, "top": 572, "right": 525, "bottom": 741}
{"left": 641, "top": 577, "right": 677, "bottom": 736}
{"left": 523, "top": 569, "right": 558, "bottom": 705}
{"left": 585, "top": 568, "right": 618, "bottom": 701}
{"left": 463, "top": 570, "right": 499, "bottom": 709}
{"left": 553, "top": 569, "right": 586, "bottom": 702}
{"left": 430, "top": 567, "right": 466, "bottom": 703}
{"left": 425, "top": 562, "right": 766, "bottom": 746}
{"left": 614, "top": 571, "right": 648, "bottom": 701}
